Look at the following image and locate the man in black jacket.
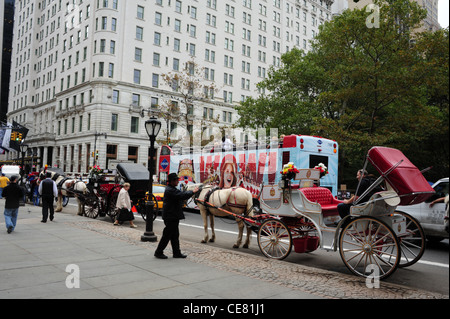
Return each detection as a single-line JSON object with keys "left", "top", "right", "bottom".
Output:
{"left": 154, "top": 173, "right": 199, "bottom": 259}
{"left": 3, "top": 175, "right": 25, "bottom": 233}
{"left": 38, "top": 172, "right": 58, "bottom": 222}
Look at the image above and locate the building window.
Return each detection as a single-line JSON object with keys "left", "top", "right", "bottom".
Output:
{"left": 131, "top": 117, "right": 139, "bottom": 133}
{"left": 155, "top": 12, "right": 162, "bottom": 25}
{"left": 136, "top": 26, "right": 144, "bottom": 40}
{"left": 79, "top": 116, "right": 83, "bottom": 132}
{"left": 132, "top": 94, "right": 140, "bottom": 107}
{"left": 154, "top": 32, "right": 161, "bottom": 45}
{"left": 111, "top": 114, "right": 118, "bottom": 131}
{"left": 174, "top": 38, "right": 180, "bottom": 51}
{"left": 128, "top": 146, "right": 138, "bottom": 163}
{"left": 108, "top": 63, "right": 114, "bottom": 78}
{"left": 137, "top": 6, "right": 145, "bottom": 19}
{"left": 151, "top": 97, "right": 159, "bottom": 108}
{"left": 153, "top": 52, "right": 160, "bottom": 66}
{"left": 175, "top": 0, "right": 182, "bottom": 13}
{"left": 112, "top": 90, "right": 119, "bottom": 103}
{"left": 135, "top": 47, "right": 142, "bottom": 61}
{"left": 111, "top": 18, "right": 117, "bottom": 31}
{"left": 106, "top": 144, "right": 118, "bottom": 167}
{"left": 152, "top": 74, "right": 159, "bottom": 87}
{"left": 134, "top": 69, "right": 141, "bottom": 84}
{"left": 173, "top": 58, "right": 179, "bottom": 71}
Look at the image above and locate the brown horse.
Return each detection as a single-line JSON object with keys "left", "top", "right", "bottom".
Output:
{"left": 188, "top": 184, "right": 256, "bottom": 248}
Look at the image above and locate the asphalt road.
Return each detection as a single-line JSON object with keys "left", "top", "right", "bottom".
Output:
{"left": 169, "top": 209, "right": 449, "bottom": 296}
{"left": 65, "top": 201, "right": 449, "bottom": 296}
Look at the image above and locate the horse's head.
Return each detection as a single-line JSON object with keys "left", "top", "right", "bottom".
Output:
{"left": 39, "top": 171, "right": 46, "bottom": 181}
{"left": 183, "top": 183, "right": 204, "bottom": 193}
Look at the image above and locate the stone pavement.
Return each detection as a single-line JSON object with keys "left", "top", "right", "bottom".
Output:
{"left": 0, "top": 200, "right": 447, "bottom": 300}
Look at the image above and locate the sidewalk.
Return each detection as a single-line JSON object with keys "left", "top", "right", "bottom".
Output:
{"left": 0, "top": 200, "right": 447, "bottom": 300}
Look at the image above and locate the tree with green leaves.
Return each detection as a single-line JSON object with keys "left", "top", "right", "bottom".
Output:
{"left": 236, "top": 0, "right": 448, "bottom": 185}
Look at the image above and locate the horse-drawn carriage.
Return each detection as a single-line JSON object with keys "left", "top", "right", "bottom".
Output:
{"left": 191, "top": 146, "right": 433, "bottom": 280}
{"left": 81, "top": 163, "right": 162, "bottom": 221}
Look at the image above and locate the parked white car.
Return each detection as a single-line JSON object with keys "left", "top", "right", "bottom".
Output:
{"left": 397, "top": 177, "right": 449, "bottom": 242}
{"left": 1, "top": 165, "right": 21, "bottom": 178}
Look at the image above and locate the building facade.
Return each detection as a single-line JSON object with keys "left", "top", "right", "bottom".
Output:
{"left": 5, "top": 0, "right": 334, "bottom": 174}
{"left": 1, "top": 0, "right": 15, "bottom": 122}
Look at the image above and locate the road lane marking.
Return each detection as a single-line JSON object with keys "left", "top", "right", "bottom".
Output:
{"left": 155, "top": 218, "right": 450, "bottom": 269}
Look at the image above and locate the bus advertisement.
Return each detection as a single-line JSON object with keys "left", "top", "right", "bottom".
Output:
{"left": 158, "top": 134, "right": 339, "bottom": 203}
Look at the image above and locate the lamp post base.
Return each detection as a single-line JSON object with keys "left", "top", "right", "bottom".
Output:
{"left": 141, "top": 232, "right": 157, "bottom": 242}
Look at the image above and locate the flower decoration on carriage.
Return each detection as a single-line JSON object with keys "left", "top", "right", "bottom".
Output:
{"left": 280, "top": 162, "right": 299, "bottom": 180}
{"left": 90, "top": 165, "right": 102, "bottom": 176}
{"left": 314, "top": 163, "right": 328, "bottom": 178}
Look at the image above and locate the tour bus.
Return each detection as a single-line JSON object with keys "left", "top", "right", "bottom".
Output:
{"left": 157, "top": 135, "right": 339, "bottom": 202}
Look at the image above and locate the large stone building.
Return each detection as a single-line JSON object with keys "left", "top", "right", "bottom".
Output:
{"left": 4, "top": 0, "right": 334, "bottom": 173}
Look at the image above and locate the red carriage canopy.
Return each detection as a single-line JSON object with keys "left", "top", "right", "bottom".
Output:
{"left": 367, "top": 147, "right": 435, "bottom": 205}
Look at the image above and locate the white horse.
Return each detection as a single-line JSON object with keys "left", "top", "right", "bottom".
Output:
{"left": 56, "top": 179, "right": 87, "bottom": 215}
{"left": 39, "top": 171, "right": 87, "bottom": 215}
{"left": 186, "top": 184, "right": 257, "bottom": 249}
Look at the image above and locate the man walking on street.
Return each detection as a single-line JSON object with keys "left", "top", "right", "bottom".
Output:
{"left": 154, "top": 173, "right": 199, "bottom": 259}
{"left": 3, "top": 175, "right": 25, "bottom": 233}
{"left": 38, "top": 172, "right": 58, "bottom": 222}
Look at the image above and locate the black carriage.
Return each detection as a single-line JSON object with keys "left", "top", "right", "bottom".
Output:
{"left": 81, "top": 170, "right": 120, "bottom": 220}
{"left": 80, "top": 163, "right": 163, "bottom": 222}
{"left": 115, "top": 163, "right": 162, "bottom": 221}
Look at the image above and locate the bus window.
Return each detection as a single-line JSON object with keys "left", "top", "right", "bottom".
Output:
{"left": 161, "top": 145, "right": 171, "bottom": 156}
{"left": 282, "top": 151, "right": 290, "bottom": 166}
{"left": 309, "top": 155, "right": 328, "bottom": 169}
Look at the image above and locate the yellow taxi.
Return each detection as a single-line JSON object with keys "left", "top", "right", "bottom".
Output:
{"left": 151, "top": 184, "right": 166, "bottom": 211}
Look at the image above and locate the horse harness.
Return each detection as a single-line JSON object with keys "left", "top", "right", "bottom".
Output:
{"left": 195, "top": 186, "right": 248, "bottom": 216}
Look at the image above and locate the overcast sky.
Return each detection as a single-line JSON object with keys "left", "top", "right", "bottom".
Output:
{"left": 438, "top": 0, "right": 449, "bottom": 28}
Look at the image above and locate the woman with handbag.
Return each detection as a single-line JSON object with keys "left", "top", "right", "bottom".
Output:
{"left": 114, "top": 183, "right": 137, "bottom": 228}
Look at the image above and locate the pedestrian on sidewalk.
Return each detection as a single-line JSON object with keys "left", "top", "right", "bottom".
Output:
{"left": 2, "top": 175, "right": 25, "bottom": 233}
{"left": 154, "top": 173, "right": 199, "bottom": 259}
{"left": 0, "top": 173, "right": 10, "bottom": 199}
{"left": 114, "top": 183, "right": 137, "bottom": 228}
{"left": 38, "top": 172, "right": 58, "bottom": 223}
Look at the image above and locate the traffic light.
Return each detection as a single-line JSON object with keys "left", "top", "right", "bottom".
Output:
{"left": 168, "top": 138, "right": 171, "bottom": 147}
{"left": 95, "top": 150, "right": 99, "bottom": 161}
{"left": 10, "top": 131, "right": 23, "bottom": 142}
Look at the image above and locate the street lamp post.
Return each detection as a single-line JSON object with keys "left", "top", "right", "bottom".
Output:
{"left": 141, "top": 116, "right": 161, "bottom": 242}
{"left": 19, "top": 143, "right": 29, "bottom": 185}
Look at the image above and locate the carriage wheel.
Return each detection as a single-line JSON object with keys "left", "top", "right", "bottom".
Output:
{"left": 107, "top": 186, "right": 122, "bottom": 222}
{"left": 257, "top": 219, "right": 292, "bottom": 260}
{"left": 62, "top": 196, "right": 69, "bottom": 207}
{"left": 395, "top": 211, "right": 426, "bottom": 268}
{"left": 83, "top": 196, "right": 99, "bottom": 219}
{"left": 139, "top": 195, "right": 160, "bottom": 221}
{"left": 339, "top": 217, "right": 400, "bottom": 280}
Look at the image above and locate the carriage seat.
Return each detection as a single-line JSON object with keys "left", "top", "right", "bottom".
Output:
{"left": 299, "top": 187, "right": 343, "bottom": 216}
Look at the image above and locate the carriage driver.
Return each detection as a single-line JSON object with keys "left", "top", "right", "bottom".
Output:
{"left": 337, "top": 169, "right": 379, "bottom": 222}
{"left": 154, "top": 173, "right": 199, "bottom": 259}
